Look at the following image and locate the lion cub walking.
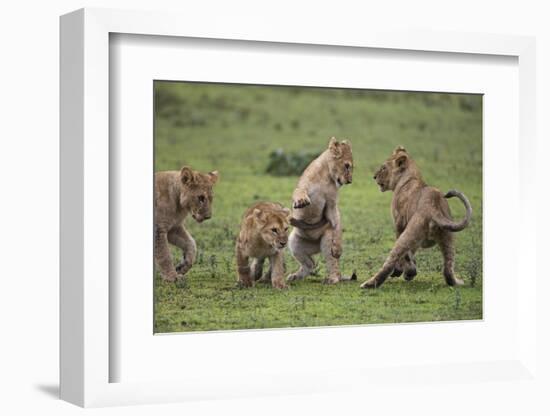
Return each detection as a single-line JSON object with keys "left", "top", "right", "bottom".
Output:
{"left": 155, "top": 166, "right": 219, "bottom": 282}
{"left": 361, "top": 146, "right": 472, "bottom": 289}
{"left": 287, "top": 137, "right": 354, "bottom": 284}
{"left": 235, "top": 202, "right": 291, "bottom": 289}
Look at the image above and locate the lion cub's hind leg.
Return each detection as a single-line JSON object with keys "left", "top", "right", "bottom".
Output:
{"left": 253, "top": 257, "right": 275, "bottom": 284}
{"left": 236, "top": 246, "right": 253, "bottom": 288}
{"left": 361, "top": 222, "right": 423, "bottom": 289}
{"left": 320, "top": 228, "right": 342, "bottom": 284}
{"left": 287, "top": 231, "right": 318, "bottom": 282}
{"left": 439, "top": 233, "right": 464, "bottom": 286}
{"left": 155, "top": 228, "right": 180, "bottom": 282}
{"left": 251, "top": 257, "right": 265, "bottom": 281}
{"left": 257, "top": 261, "right": 274, "bottom": 284}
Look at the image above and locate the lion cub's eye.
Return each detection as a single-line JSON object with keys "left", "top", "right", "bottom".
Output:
{"left": 271, "top": 228, "right": 278, "bottom": 234}
{"left": 344, "top": 162, "right": 351, "bottom": 169}
{"left": 284, "top": 227, "right": 289, "bottom": 232}
{"left": 198, "top": 195, "right": 206, "bottom": 203}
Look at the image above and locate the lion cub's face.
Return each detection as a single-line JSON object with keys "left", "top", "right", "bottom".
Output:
{"left": 373, "top": 146, "right": 410, "bottom": 192}
{"left": 327, "top": 137, "right": 353, "bottom": 188}
{"left": 253, "top": 206, "right": 291, "bottom": 251}
{"left": 179, "top": 166, "right": 219, "bottom": 223}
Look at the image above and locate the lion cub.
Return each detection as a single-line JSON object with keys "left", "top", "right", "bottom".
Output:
{"left": 287, "top": 137, "right": 354, "bottom": 284}
{"left": 360, "top": 146, "right": 472, "bottom": 289}
{"left": 235, "top": 202, "right": 291, "bottom": 289}
{"left": 155, "top": 166, "right": 219, "bottom": 282}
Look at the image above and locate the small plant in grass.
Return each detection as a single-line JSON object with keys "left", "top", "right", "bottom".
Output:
{"left": 450, "top": 287, "right": 462, "bottom": 310}
{"left": 465, "top": 256, "right": 481, "bottom": 288}
{"left": 208, "top": 254, "right": 218, "bottom": 278}
{"left": 265, "top": 148, "right": 320, "bottom": 176}
{"left": 175, "top": 277, "right": 187, "bottom": 289}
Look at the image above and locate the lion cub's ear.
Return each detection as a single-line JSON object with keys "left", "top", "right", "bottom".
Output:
{"left": 253, "top": 208, "right": 266, "bottom": 225}
{"left": 328, "top": 136, "right": 342, "bottom": 157}
{"left": 180, "top": 166, "right": 195, "bottom": 185}
{"left": 208, "top": 170, "right": 219, "bottom": 185}
{"left": 341, "top": 139, "right": 352, "bottom": 149}
{"left": 393, "top": 145, "right": 407, "bottom": 155}
{"left": 394, "top": 153, "right": 409, "bottom": 170}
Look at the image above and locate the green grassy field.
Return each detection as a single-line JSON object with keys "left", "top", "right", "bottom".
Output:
{"left": 154, "top": 81, "right": 483, "bottom": 333}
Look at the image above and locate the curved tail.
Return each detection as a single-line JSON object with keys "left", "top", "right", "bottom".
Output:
{"left": 433, "top": 189, "right": 472, "bottom": 232}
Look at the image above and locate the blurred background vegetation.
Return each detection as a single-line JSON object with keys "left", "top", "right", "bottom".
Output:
{"left": 154, "top": 81, "right": 482, "bottom": 333}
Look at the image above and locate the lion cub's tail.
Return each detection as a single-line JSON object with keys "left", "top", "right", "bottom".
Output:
{"left": 434, "top": 189, "right": 473, "bottom": 232}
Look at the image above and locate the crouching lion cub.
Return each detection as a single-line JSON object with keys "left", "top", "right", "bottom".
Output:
{"left": 287, "top": 137, "right": 355, "bottom": 284}
{"left": 155, "top": 166, "right": 219, "bottom": 282}
{"left": 360, "top": 146, "right": 472, "bottom": 289}
{"left": 235, "top": 202, "right": 291, "bottom": 289}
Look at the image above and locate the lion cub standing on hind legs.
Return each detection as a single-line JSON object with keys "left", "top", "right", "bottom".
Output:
{"left": 360, "top": 146, "right": 472, "bottom": 289}
{"left": 287, "top": 137, "right": 356, "bottom": 284}
{"left": 154, "top": 166, "right": 219, "bottom": 282}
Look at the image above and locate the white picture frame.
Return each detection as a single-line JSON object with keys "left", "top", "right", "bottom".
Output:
{"left": 60, "top": 7, "right": 538, "bottom": 408}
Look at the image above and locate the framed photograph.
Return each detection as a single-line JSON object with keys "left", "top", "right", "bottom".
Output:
{"left": 151, "top": 81, "right": 482, "bottom": 334}
{"left": 60, "top": 8, "right": 538, "bottom": 408}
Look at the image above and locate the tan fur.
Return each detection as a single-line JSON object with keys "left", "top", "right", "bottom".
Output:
{"left": 235, "top": 202, "right": 291, "bottom": 289}
{"left": 155, "top": 166, "right": 219, "bottom": 282}
{"left": 360, "top": 146, "right": 472, "bottom": 289}
{"left": 287, "top": 137, "right": 354, "bottom": 284}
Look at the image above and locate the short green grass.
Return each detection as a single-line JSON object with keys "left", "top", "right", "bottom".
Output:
{"left": 154, "top": 81, "right": 483, "bottom": 333}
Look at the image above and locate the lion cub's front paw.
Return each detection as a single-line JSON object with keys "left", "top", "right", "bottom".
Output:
{"left": 257, "top": 274, "right": 272, "bottom": 284}
{"left": 286, "top": 273, "right": 304, "bottom": 282}
{"left": 163, "top": 272, "right": 186, "bottom": 284}
{"left": 390, "top": 267, "right": 403, "bottom": 278}
{"left": 272, "top": 279, "right": 289, "bottom": 290}
{"left": 237, "top": 278, "right": 254, "bottom": 289}
{"left": 360, "top": 278, "right": 378, "bottom": 289}
{"left": 293, "top": 192, "right": 311, "bottom": 209}
{"left": 175, "top": 260, "right": 192, "bottom": 276}
{"left": 323, "top": 276, "right": 340, "bottom": 285}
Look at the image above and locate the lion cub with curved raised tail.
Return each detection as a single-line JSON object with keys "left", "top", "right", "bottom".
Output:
{"left": 287, "top": 137, "right": 354, "bottom": 284}
{"left": 236, "top": 202, "right": 291, "bottom": 289}
{"left": 360, "top": 146, "right": 472, "bottom": 289}
{"left": 155, "top": 166, "right": 219, "bottom": 282}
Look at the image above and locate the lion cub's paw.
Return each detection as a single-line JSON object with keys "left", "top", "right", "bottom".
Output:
{"left": 293, "top": 192, "right": 311, "bottom": 209}
{"left": 175, "top": 260, "right": 192, "bottom": 276}
{"left": 452, "top": 278, "right": 465, "bottom": 286}
{"left": 404, "top": 268, "right": 417, "bottom": 281}
{"left": 272, "top": 280, "right": 289, "bottom": 290}
{"left": 162, "top": 272, "right": 180, "bottom": 283}
{"left": 286, "top": 273, "right": 304, "bottom": 282}
{"left": 323, "top": 276, "right": 340, "bottom": 285}
{"left": 360, "top": 278, "right": 378, "bottom": 289}
{"left": 236, "top": 279, "right": 254, "bottom": 289}
{"left": 257, "top": 275, "right": 272, "bottom": 284}
{"left": 390, "top": 267, "right": 403, "bottom": 278}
